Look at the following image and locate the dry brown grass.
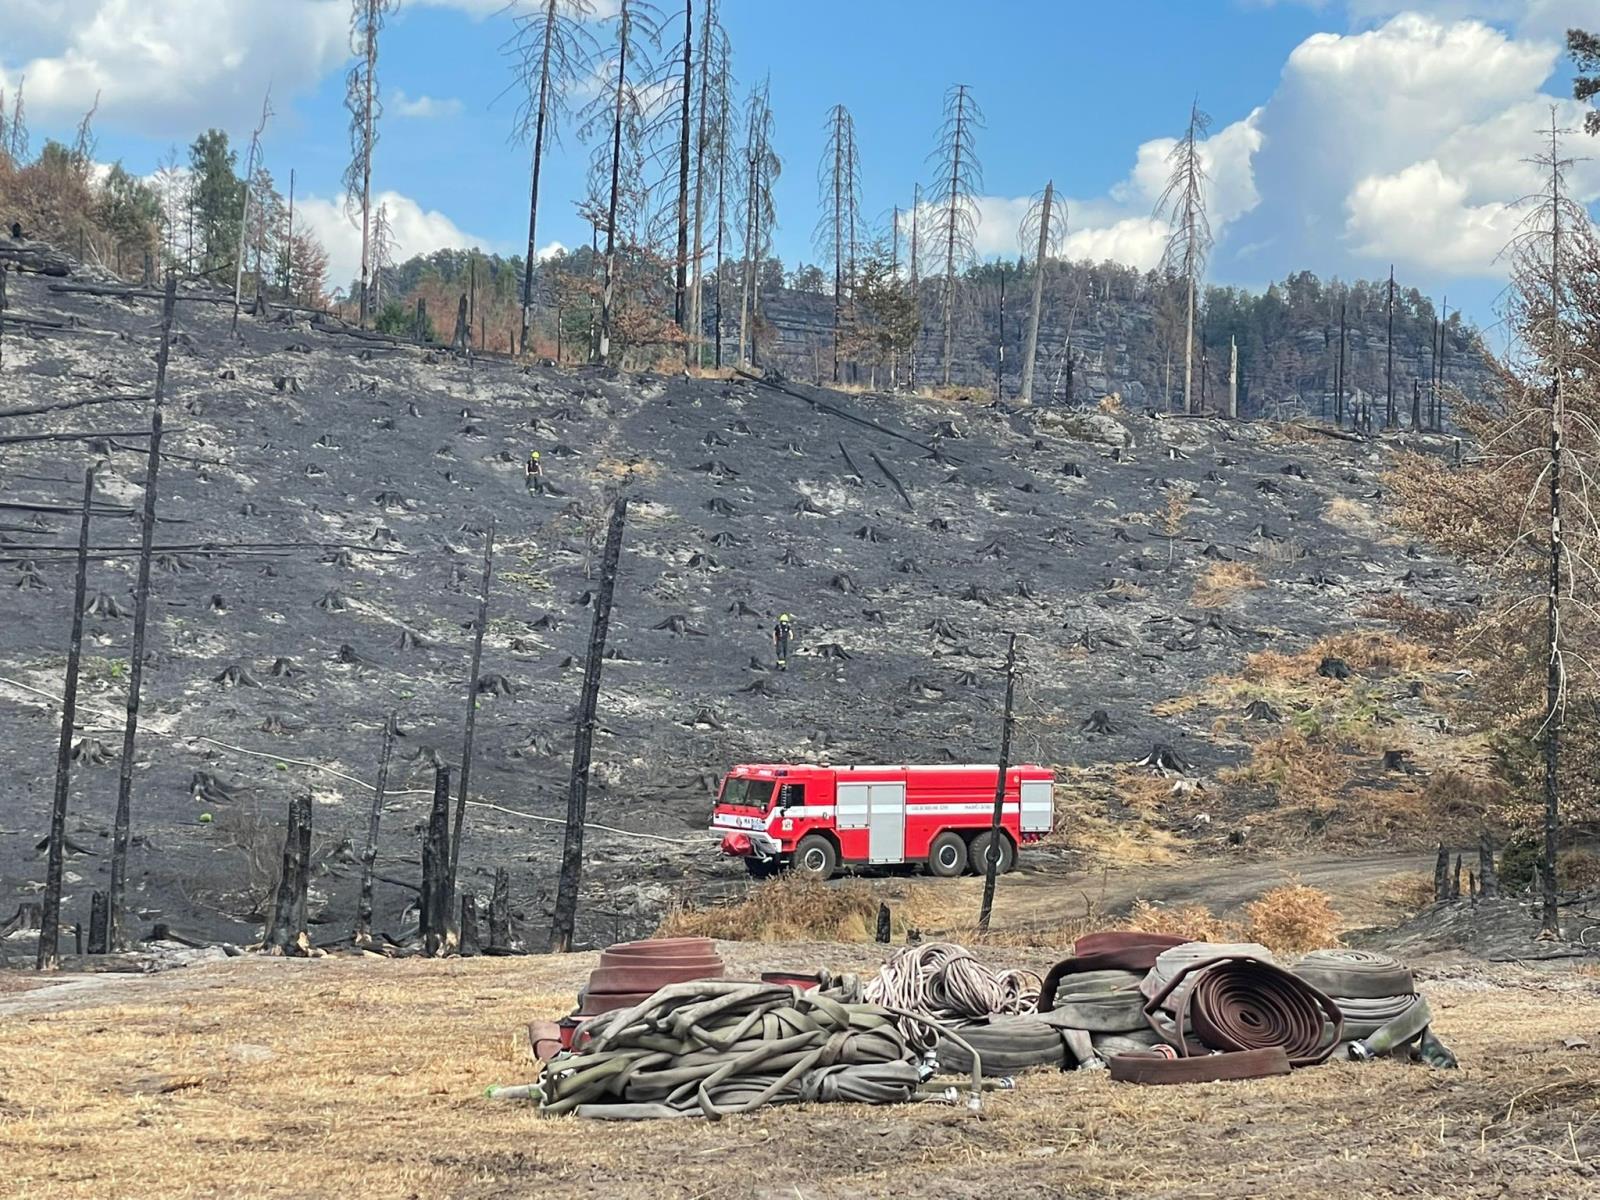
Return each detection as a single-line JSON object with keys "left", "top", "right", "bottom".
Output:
{"left": 1242, "top": 631, "right": 1439, "bottom": 684}
{"left": 1361, "top": 593, "right": 1466, "bottom": 646}
{"left": 5, "top": 953, "right": 1598, "bottom": 1199}
{"left": 1374, "top": 871, "right": 1437, "bottom": 914}
{"left": 1192, "top": 561, "right": 1266, "bottom": 608}
{"left": 1558, "top": 848, "right": 1600, "bottom": 891}
{"left": 1098, "top": 392, "right": 1125, "bottom": 415}
{"left": 1126, "top": 899, "right": 1242, "bottom": 942}
{"left": 656, "top": 876, "right": 890, "bottom": 943}
{"left": 1323, "top": 495, "right": 1379, "bottom": 533}
{"left": 1243, "top": 883, "right": 1342, "bottom": 954}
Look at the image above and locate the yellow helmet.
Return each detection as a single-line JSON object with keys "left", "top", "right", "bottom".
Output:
{"left": 780, "top": 613, "right": 791, "bottom": 622}
{"left": 530, "top": 451, "right": 541, "bottom": 460}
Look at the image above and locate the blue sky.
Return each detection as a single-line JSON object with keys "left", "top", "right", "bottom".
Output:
{"left": 3, "top": 0, "right": 1597, "bottom": 337}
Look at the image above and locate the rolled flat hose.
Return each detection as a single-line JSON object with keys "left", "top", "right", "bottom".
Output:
{"left": 1144, "top": 954, "right": 1344, "bottom": 1067}
{"left": 934, "top": 1015, "right": 1071, "bottom": 1075}
{"left": 1290, "top": 949, "right": 1415, "bottom": 1000}
{"left": 1110, "top": 1046, "right": 1292, "bottom": 1085}
{"left": 1040, "top": 933, "right": 1187, "bottom": 1011}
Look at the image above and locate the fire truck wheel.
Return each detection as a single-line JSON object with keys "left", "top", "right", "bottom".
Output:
{"left": 744, "top": 857, "right": 781, "bottom": 880}
{"left": 926, "top": 831, "right": 968, "bottom": 878}
{"left": 968, "top": 830, "right": 1015, "bottom": 875}
{"left": 790, "top": 834, "right": 839, "bottom": 882}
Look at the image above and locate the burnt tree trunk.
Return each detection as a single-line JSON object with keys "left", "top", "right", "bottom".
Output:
{"left": 550, "top": 495, "right": 629, "bottom": 951}
{"left": 488, "top": 866, "right": 513, "bottom": 952}
{"left": 977, "top": 632, "right": 1018, "bottom": 934}
{"left": 354, "top": 713, "right": 395, "bottom": 947}
{"left": 38, "top": 467, "right": 96, "bottom": 971}
{"left": 459, "top": 894, "right": 482, "bottom": 957}
{"left": 421, "top": 765, "right": 453, "bottom": 956}
{"left": 0, "top": 263, "right": 8, "bottom": 369}
{"left": 1479, "top": 832, "right": 1499, "bottom": 899}
{"left": 1433, "top": 842, "right": 1450, "bottom": 903}
{"left": 265, "top": 793, "right": 313, "bottom": 956}
{"left": 110, "top": 271, "right": 177, "bottom": 950}
{"left": 88, "top": 891, "right": 108, "bottom": 955}
{"left": 414, "top": 297, "right": 427, "bottom": 344}
{"left": 449, "top": 517, "right": 495, "bottom": 910}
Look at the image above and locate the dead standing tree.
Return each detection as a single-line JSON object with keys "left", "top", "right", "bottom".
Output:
{"left": 449, "top": 517, "right": 496, "bottom": 908}
{"left": 1017, "top": 181, "right": 1064, "bottom": 406}
{"left": 354, "top": 714, "right": 395, "bottom": 947}
{"left": 928, "top": 84, "right": 983, "bottom": 387}
{"left": 345, "top": 0, "right": 397, "bottom": 328}
{"left": 1156, "top": 99, "right": 1213, "bottom": 415}
{"left": 670, "top": 1, "right": 695, "bottom": 351}
{"left": 38, "top": 469, "right": 96, "bottom": 970}
{"left": 507, "top": 0, "right": 597, "bottom": 355}
{"left": 230, "top": 90, "right": 273, "bottom": 336}
{"left": 815, "top": 103, "right": 863, "bottom": 385}
{"left": 688, "top": 0, "right": 732, "bottom": 366}
{"left": 736, "top": 79, "right": 779, "bottom": 368}
{"left": 581, "top": 0, "right": 662, "bottom": 363}
{"left": 108, "top": 272, "right": 178, "bottom": 950}
{"left": 551, "top": 495, "right": 629, "bottom": 952}
{"left": 976, "top": 633, "right": 1019, "bottom": 934}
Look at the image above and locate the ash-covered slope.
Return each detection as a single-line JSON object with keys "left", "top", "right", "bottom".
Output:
{"left": 0, "top": 269, "right": 1474, "bottom": 946}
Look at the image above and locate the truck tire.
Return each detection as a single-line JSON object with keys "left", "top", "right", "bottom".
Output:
{"left": 968, "top": 830, "right": 1015, "bottom": 876}
{"left": 927, "top": 831, "right": 968, "bottom": 878}
{"left": 790, "top": 835, "right": 839, "bottom": 882}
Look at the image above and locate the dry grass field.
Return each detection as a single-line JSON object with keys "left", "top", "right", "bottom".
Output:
{"left": 2, "top": 945, "right": 1598, "bottom": 1199}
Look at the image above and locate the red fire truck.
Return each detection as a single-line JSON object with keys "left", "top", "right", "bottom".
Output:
{"left": 710, "top": 762, "right": 1055, "bottom": 880}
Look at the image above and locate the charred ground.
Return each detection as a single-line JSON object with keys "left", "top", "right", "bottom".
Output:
{"left": 0, "top": 271, "right": 1483, "bottom": 948}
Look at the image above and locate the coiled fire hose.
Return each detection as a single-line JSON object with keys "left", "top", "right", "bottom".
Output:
{"left": 1291, "top": 949, "right": 1456, "bottom": 1066}
{"left": 864, "top": 942, "right": 1041, "bottom": 1053}
{"left": 1142, "top": 948, "right": 1344, "bottom": 1067}
{"left": 518, "top": 980, "right": 992, "bottom": 1120}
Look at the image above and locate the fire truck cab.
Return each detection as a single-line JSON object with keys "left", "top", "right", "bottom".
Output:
{"left": 710, "top": 762, "right": 1055, "bottom": 881}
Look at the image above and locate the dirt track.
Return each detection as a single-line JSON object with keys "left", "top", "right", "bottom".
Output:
{"left": 1, "top": 946, "right": 1597, "bottom": 1199}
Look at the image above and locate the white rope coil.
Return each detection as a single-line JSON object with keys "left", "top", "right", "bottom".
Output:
{"left": 864, "top": 942, "right": 1041, "bottom": 1052}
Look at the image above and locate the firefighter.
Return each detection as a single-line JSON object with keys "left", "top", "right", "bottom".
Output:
{"left": 773, "top": 613, "right": 793, "bottom": 671}
{"left": 524, "top": 449, "right": 544, "bottom": 495}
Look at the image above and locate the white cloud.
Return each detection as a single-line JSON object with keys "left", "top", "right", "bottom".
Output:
{"left": 0, "top": 0, "right": 349, "bottom": 137}
{"left": 296, "top": 189, "right": 505, "bottom": 290}
{"left": 392, "top": 89, "right": 464, "bottom": 119}
{"left": 1216, "top": 12, "right": 1600, "bottom": 285}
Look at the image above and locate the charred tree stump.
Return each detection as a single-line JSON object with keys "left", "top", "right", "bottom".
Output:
{"left": 1479, "top": 833, "right": 1499, "bottom": 899}
{"left": 421, "top": 766, "right": 453, "bottom": 956}
{"left": 450, "top": 517, "right": 496, "bottom": 912}
{"left": 1243, "top": 699, "right": 1281, "bottom": 723}
{"left": 88, "top": 891, "right": 109, "bottom": 954}
{"left": 265, "top": 794, "right": 313, "bottom": 956}
{"left": 551, "top": 496, "right": 630, "bottom": 952}
{"left": 1450, "top": 854, "right": 1463, "bottom": 901}
{"left": 110, "top": 272, "right": 177, "bottom": 950}
{"left": 39, "top": 467, "right": 97, "bottom": 971}
{"left": 875, "top": 902, "right": 891, "bottom": 944}
{"left": 459, "top": 894, "right": 482, "bottom": 957}
{"left": 1081, "top": 709, "right": 1119, "bottom": 735}
{"left": 488, "top": 866, "right": 513, "bottom": 952}
{"left": 1136, "top": 743, "right": 1189, "bottom": 775}
{"left": 1433, "top": 843, "right": 1450, "bottom": 903}
{"left": 354, "top": 714, "right": 396, "bottom": 947}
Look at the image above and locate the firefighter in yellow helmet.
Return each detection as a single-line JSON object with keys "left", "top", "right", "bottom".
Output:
{"left": 525, "top": 449, "right": 544, "bottom": 495}
{"left": 773, "top": 612, "right": 793, "bottom": 671}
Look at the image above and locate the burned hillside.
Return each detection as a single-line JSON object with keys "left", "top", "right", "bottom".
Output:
{"left": 0, "top": 268, "right": 1483, "bottom": 947}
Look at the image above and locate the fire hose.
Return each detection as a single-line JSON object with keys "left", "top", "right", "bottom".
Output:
{"left": 1291, "top": 949, "right": 1456, "bottom": 1067}
{"left": 525, "top": 980, "right": 992, "bottom": 1120}
{"left": 1141, "top": 945, "right": 1344, "bottom": 1067}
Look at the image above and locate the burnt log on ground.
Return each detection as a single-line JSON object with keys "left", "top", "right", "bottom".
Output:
{"left": 0, "top": 241, "right": 74, "bottom": 276}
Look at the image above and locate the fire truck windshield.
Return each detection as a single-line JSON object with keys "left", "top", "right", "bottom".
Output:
{"left": 719, "top": 778, "right": 776, "bottom": 809}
